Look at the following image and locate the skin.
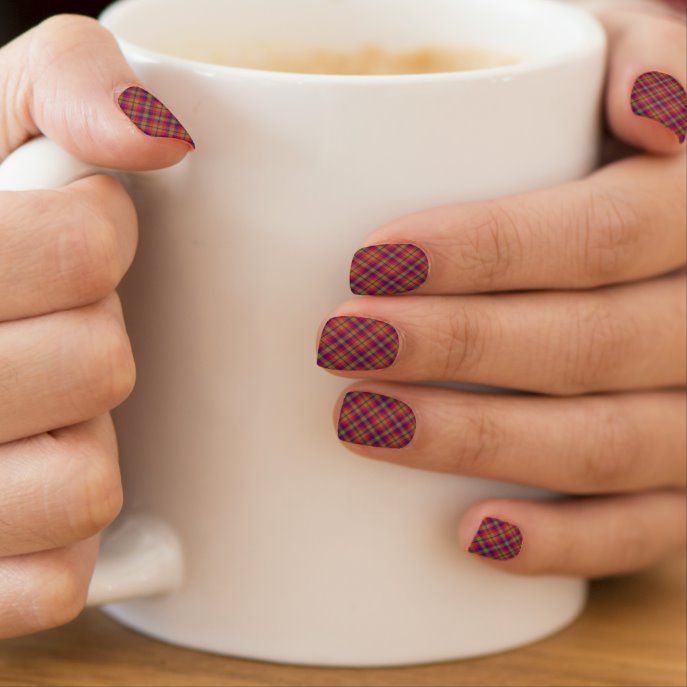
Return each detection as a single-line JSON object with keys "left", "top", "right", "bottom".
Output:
{"left": 0, "top": 5, "right": 684, "bottom": 638}
{"left": 323, "top": 5, "right": 687, "bottom": 576}
{"left": 0, "top": 16, "right": 190, "bottom": 638}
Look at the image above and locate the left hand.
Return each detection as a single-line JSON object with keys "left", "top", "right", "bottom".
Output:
{"left": 316, "top": 2, "right": 686, "bottom": 576}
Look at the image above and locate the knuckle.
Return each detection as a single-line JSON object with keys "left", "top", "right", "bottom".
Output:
{"left": 557, "top": 298, "right": 635, "bottom": 394}
{"left": 64, "top": 442, "right": 123, "bottom": 540}
{"left": 17, "top": 188, "right": 61, "bottom": 228}
{"left": 80, "top": 302, "right": 136, "bottom": 410}
{"left": 30, "top": 16, "right": 104, "bottom": 74}
{"left": 38, "top": 14, "right": 100, "bottom": 34}
{"left": 55, "top": 195, "right": 122, "bottom": 302}
{"left": 455, "top": 408, "right": 501, "bottom": 474}
{"left": 452, "top": 202, "right": 525, "bottom": 289}
{"left": 577, "top": 406, "right": 638, "bottom": 490}
{"left": 578, "top": 187, "right": 642, "bottom": 282}
{"left": 28, "top": 16, "right": 118, "bottom": 126}
{"left": 33, "top": 563, "right": 89, "bottom": 630}
{"left": 33, "top": 15, "right": 105, "bottom": 60}
{"left": 658, "top": 22, "right": 687, "bottom": 54}
{"left": 607, "top": 512, "right": 649, "bottom": 572}
{"left": 440, "top": 303, "right": 495, "bottom": 377}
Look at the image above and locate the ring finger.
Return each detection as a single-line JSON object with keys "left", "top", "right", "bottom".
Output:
{"left": 333, "top": 383, "right": 686, "bottom": 493}
{"left": 317, "top": 271, "right": 686, "bottom": 394}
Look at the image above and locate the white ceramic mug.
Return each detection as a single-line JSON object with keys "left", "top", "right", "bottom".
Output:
{"left": 0, "top": 0, "right": 606, "bottom": 666}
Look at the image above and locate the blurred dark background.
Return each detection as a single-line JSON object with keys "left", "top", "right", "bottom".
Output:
{"left": 0, "top": 0, "right": 111, "bottom": 45}
{"left": 2, "top": 0, "right": 685, "bottom": 47}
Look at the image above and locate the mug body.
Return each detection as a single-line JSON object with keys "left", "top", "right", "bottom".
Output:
{"left": 100, "top": 0, "right": 605, "bottom": 665}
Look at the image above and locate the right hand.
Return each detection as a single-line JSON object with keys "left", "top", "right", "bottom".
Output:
{"left": 0, "top": 15, "right": 193, "bottom": 638}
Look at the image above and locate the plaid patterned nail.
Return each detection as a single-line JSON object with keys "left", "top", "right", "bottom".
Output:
{"left": 631, "top": 71, "right": 687, "bottom": 143}
{"left": 350, "top": 244, "right": 429, "bottom": 295}
{"left": 117, "top": 86, "right": 195, "bottom": 148}
{"left": 337, "top": 391, "right": 416, "bottom": 448}
{"left": 317, "top": 317, "right": 399, "bottom": 370}
{"left": 468, "top": 517, "right": 523, "bottom": 561}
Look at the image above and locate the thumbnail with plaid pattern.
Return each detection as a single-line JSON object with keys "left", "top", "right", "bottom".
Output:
{"left": 350, "top": 244, "right": 429, "bottom": 295}
{"left": 631, "top": 71, "right": 687, "bottom": 143}
{"left": 468, "top": 516, "right": 523, "bottom": 561}
{"left": 118, "top": 86, "right": 195, "bottom": 147}
{"left": 317, "top": 316, "right": 399, "bottom": 370}
{"left": 337, "top": 391, "right": 416, "bottom": 448}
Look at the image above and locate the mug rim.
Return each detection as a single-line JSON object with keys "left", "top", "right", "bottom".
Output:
{"left": 99, "top": 0, "right": 606, "bottom": 83}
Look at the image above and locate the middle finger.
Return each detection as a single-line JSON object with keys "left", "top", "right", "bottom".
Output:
{"left": 317, "top": 271, "right": 686, "bottom": 394}
{"left": 0, "top": 175, "right": 138, "bottom": 322}
{"left": 0, "top": 294, "right": 136, "bottom": 444}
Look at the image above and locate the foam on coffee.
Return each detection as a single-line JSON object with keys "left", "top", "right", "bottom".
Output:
{"left": 167, "top": 43, "right": 519, "bottom": 75}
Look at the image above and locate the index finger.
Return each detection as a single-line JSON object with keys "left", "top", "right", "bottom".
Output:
{"left": 350, "top": 153, "right": 685, "bottom": 296}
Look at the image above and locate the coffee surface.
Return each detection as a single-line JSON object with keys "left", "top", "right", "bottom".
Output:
{"left": 169, "top": 43, "right": 518, "bottom": 75}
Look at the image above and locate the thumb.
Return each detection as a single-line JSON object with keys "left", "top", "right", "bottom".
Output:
{"left": 598, "top": 6, "right": 686, "bottom": 153}
{"left": 0, "top": 14, "right": 195, "bottom": 170}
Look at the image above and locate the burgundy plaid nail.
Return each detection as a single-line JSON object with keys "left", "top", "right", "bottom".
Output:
{"left": 350, "top": 244, "right": 429, "bottom": 295}
{"left": 631, "top": 72, "right": 687, "bottom": 143}
{"left": 317, "top": 317, "right": 399, "bottom": 370}
{"left": 337, "top": 391, "right": 416, "bottom": 448}
{"left": 468, "top": 517, "right": 523, "bottom": 561}
{"left": 117, "top": 86, "right": 195, "bottom": 148}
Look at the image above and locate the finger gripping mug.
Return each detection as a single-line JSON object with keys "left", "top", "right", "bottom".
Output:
{"left": 0, "top": 0, "right": 606, "bottom": 667}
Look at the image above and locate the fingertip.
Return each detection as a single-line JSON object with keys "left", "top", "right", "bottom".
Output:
{"left": 604, "top": 16, "right": 686, "bottom": 154}
{"left": 630, "top": 71, "right": 686, "bottom": 150}
{"left": 114, "top": 84, "right": 195, "bottom": 152}
{"left": 459, "top": 501, "right": 526, "bottom": 564}
{"left": 606, "top": 66, "right": 686, "bottom": 154}
{"left": 331, "top": 388, "right": 347, "bottom": 436}
{"left": 14, "top": 17, "right": 197, "bottom": 171}
{"left": 457, "top": 505, "right": 483, "bottom": 553}
{"left": 85, "top": 83, "right": 194, "bottom": 171}
{"left": 116, "top": 134, "right": 194, "bottom": 172}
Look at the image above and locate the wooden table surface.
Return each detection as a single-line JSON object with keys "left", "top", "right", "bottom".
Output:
{"left": 1, "top": 552, "right": 685, "bottom": 687}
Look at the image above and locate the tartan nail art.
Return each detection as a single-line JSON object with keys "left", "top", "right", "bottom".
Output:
{"left": 631, "top": 71, "right": 687, "bottom": 143}
{"left": 468, "top": 517, "right": 523, "bottom": 561}
{"left": 317, "top": 317, "right": 399, "bottom": 370}
{"left": 337, "top": 391, "right": 416, "bottom": 448}
{"left": 350, "top": 244, "right": 429, "bottom": 295}
{"left": 117, "top": 86, "right": 195, "bottom": 148}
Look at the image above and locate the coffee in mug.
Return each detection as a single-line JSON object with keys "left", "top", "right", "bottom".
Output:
{"left": 167, "top": 43, "right": 519, "bottom": 75}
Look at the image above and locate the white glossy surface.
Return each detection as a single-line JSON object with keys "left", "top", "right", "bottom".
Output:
{"left": 87, "top": 515, "right": 184, "bottom": 606}
{"left": 0, "top": 136, "right": 96, "bottom": 190}
{"left": 1, "top": 0, "right": 605, "bottom": 666}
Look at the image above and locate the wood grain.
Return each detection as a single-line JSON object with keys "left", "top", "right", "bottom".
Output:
{"left": 1, "top": 553, "right": 685, "bottom": 687}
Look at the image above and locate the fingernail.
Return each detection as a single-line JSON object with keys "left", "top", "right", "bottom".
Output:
{"left": 317, "top": 317, "right": 399, "bottom": 370}
{"left": 117, "top": 86, "right": 195, "bottom": 148}
{"left": 468, "top": 516, "right": 523, "bottom": 561}
{"left": 350, "top": 244, "right": 429, "bottom": 295}
{"left": 631, "top": 71, "right": 687, "bottom": 143}
{"left": 337, "top": 391, "right": 416, "bottom": 448}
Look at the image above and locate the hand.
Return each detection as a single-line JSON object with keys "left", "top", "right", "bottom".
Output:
{"left": 317, "top": 3, "right": 686, "bottom": 575}
{"left": 0, "top": 15, "right": 193, "bottom": 638}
